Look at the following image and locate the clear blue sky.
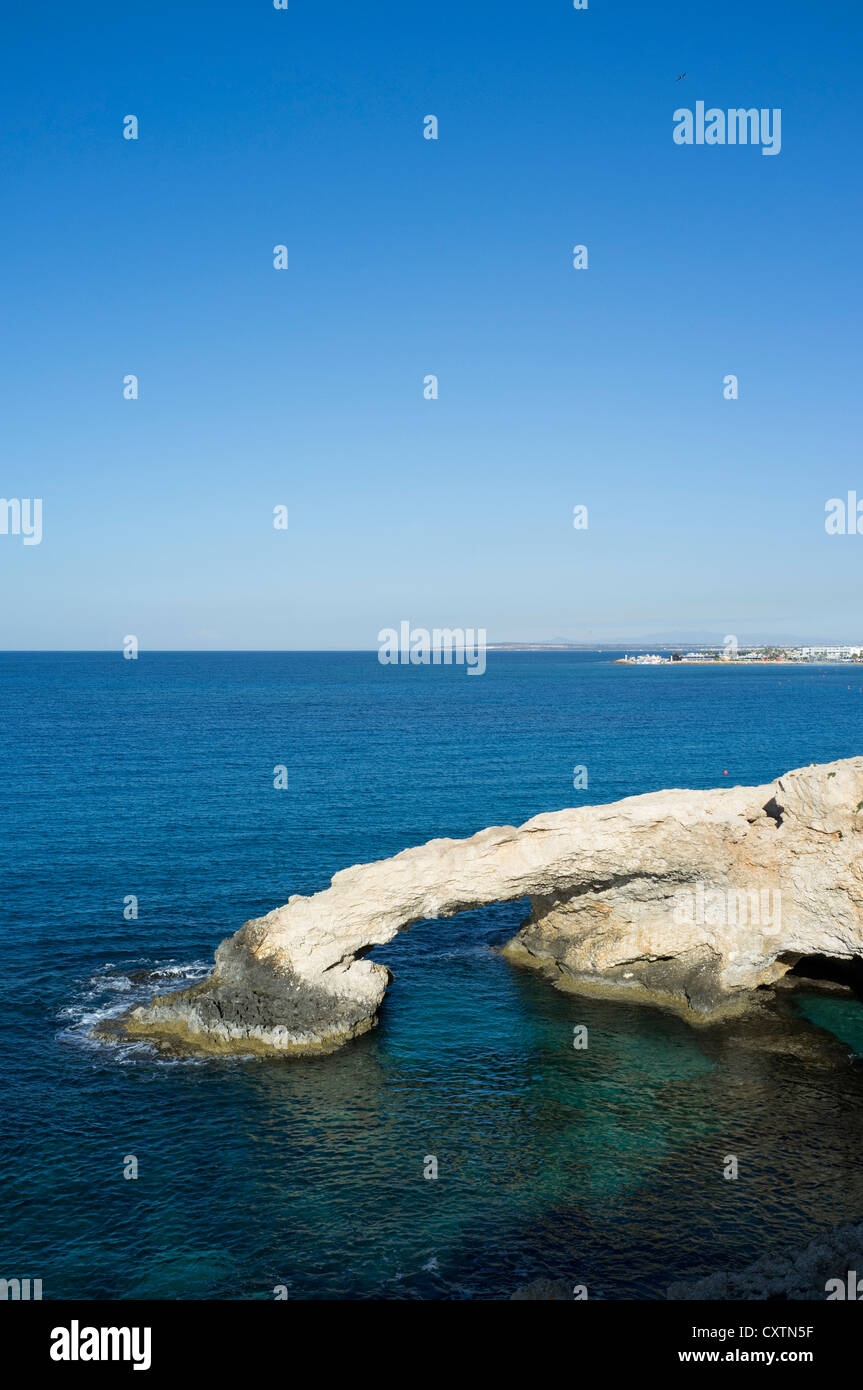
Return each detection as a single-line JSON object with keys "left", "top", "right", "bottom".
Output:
{"left": 1, "top": 0, "right": 860, "bottom": 648}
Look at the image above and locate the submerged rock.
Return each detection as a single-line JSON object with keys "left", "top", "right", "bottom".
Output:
{"left": 510, "top": 1278, "right": 574, "bottom": 1300}
{"left": 668, "top": 1222, "right": 863, "bottom": 1300}
{"left": 121, "top": 756, "right": 863, "bottom": 1056}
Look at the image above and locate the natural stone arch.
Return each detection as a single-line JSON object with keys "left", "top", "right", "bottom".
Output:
{"left": 121, "top": 758, "right": 863, "bottom": 1056}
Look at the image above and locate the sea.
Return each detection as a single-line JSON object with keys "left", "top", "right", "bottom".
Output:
{"left": 3, "top": 650, "right": 863, "bottom": 1300}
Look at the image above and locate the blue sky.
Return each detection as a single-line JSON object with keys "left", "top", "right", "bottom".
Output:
{"left": 1, "top": 0, "right": 860, "bottom": 648}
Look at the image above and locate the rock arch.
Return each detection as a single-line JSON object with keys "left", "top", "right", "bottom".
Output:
{"left": 123, "top": 757, "right": 863, "bottom": 1055}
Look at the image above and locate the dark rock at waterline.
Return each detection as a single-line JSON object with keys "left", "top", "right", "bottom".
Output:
{"left": 668, "top": 1223, "right": 863, "bottom": 1301}
{"left": 510, "top": 1278, "right": 574, "bottom": 1300}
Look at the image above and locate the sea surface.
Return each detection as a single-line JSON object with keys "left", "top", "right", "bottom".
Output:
{"left": 3, "top": 650, "right": 863, "bottom": 1300}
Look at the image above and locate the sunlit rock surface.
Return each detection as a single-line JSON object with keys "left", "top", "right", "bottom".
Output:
{"left": 122, "top": 757, "right": 863, "bottom": 1055}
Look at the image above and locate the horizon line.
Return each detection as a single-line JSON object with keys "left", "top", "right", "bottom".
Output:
{"left": 3, "top": 644, "right": 863, "bottom": 656}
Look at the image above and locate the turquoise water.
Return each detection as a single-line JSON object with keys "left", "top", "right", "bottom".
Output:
{"left": 3, "top": 651, "right": 863, "bottom": 1299}
{"left": 794, "top": 995, "right": 863, "bottom": 1057}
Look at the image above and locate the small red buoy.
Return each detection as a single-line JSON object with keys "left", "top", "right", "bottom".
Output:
{"left": 723, "top": 770, "right": 728, "bottom": 775}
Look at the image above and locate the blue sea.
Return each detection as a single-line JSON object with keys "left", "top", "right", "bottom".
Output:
{"left": 3, "top": 651, "right": 863, "bottom": 1300}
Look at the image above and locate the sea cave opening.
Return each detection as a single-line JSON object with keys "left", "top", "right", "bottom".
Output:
{"left": 779, "top": 951, "right": 863, "bottom": 1001}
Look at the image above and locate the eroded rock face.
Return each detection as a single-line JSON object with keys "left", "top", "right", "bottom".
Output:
{"left": 122, "top": 757, "right": 863, "bottom": 1055}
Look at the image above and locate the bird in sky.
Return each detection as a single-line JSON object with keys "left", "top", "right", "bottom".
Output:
{"left": 676, "top": 72, "right": 686, "bottom": 80}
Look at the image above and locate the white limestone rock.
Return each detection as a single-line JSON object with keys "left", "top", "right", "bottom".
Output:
{"left": 122, "top": 756, "right": 863, "bottom": 1055}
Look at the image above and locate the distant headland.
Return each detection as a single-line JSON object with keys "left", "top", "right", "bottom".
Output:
{"left": 485, "top": 643, "right": 863, "bottom": 664}
{"left": 618, "top": 645, "right": 863, "bottom": 665}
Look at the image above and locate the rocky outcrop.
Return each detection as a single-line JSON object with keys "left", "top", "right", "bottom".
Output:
{"left": 122, "top": 757, "right": 863, "bottom": 1056}
{"left": 668, "top": 1222, "right": 863, "bottom": 1300}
